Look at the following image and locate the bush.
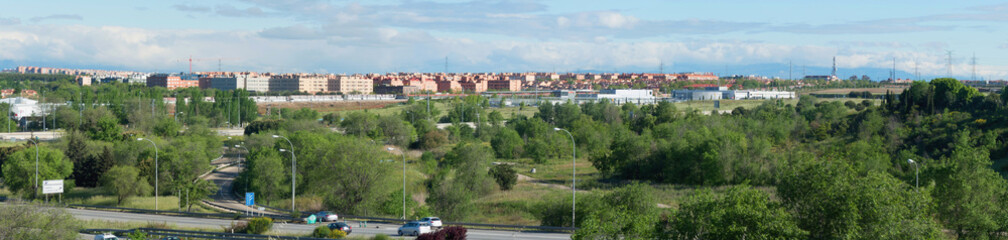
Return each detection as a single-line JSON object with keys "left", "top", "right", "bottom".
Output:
{"left": 245, "top": 217, "right": 273, "bottom": 234}
{"left": 417, "top": 226, "right": 467, "bottom": 240}
{"left": 488, "top": 164, "right": 517, "bottom": 191}
{"left": 309, "top": 226, "right": 348, "bottom": 239}
{"left": 442, "top": 226, "right": 468, "bottom": 240}
{"left": 371, "top": 234, "right": 392, "bottom": 240}
{"left": 330, "top": 230, "right": 347, "bottom": 239}
{"left": 311, "top": 226, "right": 332, "bottom": 238}
{"left": 417, "top": 230, "right": 446, "bottom": 240}
{"left": 126, "top": 230, "right": 149, "bottom": 240}
{"left": 222, "top": 221, "right": 247, "bottom": 233}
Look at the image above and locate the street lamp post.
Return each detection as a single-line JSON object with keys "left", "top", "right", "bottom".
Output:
{"left": 388, "top": 147, "right": 407, "bottom": 220}
{"left": 908, "top": 159, "right": 919, "bottom": 192}
{"left": 273, "top": 135, "right": 296, "bottom": 212}
{"left": 235, "top": 144, "right": 249, "bottom": 167}
{"left": 553, "top": 127, "right": 576, "bottom": 229}
{"left": 137, "top": 138, "right": 159, "bottom": 210}
{"left": 25, "top": 138, "right": 39, "bottom": 198}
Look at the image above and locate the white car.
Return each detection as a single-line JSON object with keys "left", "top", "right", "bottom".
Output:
{"left": 398, "top": 221, "right": 433, "bottom": 236}
{"left": 419, "top": 217, "right": 443, "bottom": 228}
{"left": 94, "top": 233, "right": 118, "bottom": 240}
{"left": 315, "top": 211, "right": 338, "bottom": 222}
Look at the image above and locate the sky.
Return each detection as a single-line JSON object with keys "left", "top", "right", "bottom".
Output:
{"left": 1, "top": 0, "right": 1007, "bottom": 80}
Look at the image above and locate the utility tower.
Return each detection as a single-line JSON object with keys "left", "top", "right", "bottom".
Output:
{"left": 832, "top": 56, "right": 837, "bottom": 78}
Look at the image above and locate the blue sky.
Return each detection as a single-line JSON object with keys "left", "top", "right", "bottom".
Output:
{"left": 1, "top": 0, "right": 1007, "bottom": 79}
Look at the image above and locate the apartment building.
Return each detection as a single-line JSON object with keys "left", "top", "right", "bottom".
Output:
{"left": 436, "top": 80, "right": 462, "bottom": 92}
{"left": 298, "top": 76, "right": 328, "bottom": 94}
{"left": 148, "top": 74, "right": 199, "bottom": 90}
{"left": 243, "top": 75, "right": 270, "bottom": 92}
{"left": 268, "top": 75, "right": 300, "bottom": 92}
{"left": 487, "top": 80, "right": 521, "bottom": 91}
{"left": 328, "top": 75, "right": 373, "bottom": 94}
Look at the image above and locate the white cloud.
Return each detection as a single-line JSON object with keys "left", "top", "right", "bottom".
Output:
{"left": 595, "top": 12, "right": 638, "bottom": 29}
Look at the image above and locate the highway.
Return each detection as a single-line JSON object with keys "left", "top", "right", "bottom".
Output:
{"left": 67, "top": 207, "right": 570, "bottom": 240}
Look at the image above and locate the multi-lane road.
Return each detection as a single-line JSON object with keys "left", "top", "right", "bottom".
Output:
{"left": 69, "top": 207, "right": 570, "bottom": 240}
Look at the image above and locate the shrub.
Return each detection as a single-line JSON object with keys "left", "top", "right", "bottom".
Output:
{"left": 371, "top": 234, "right": 392, "bottom": 240}
{"left": 442, "top": 226, "right": 468, "bottom": 240}
{"left": 222, "top": 221, "right": 247, "bottom": 233}
{"left": 311, "top": 226, "right": 332, "bottom": 238}
{"left": 488, "top": 164, "right": 517, "bottom": 191}
{"left": 330, "top": 230, "right": 347, "bottom": 239}
{"left": 416, "top": 230, "right": 446, "bottom": 240}
{"left": 126, "top": 230, "right": 148, "bottom": 240}
{"left": 245, "top": 217, "right": 273, "bottom": 234}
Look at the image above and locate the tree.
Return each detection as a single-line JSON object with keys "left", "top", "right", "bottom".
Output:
{"left": 490, "top": 128, "right": 523, "bottom": 159}
{"left": 0, "top": 203, "right": 81, "bottom": 239}
{"left": 1, "top": 145, "right": 73, "bottom": 195}
{"left": 777, "top": 159, "right": 941, "bottom": 239}
{"left": 247, "top": 148, "right": 285, "bottom": 205}
{"left": 932, "top": 130, "right": 1007, "bottom": 239}
{"left": 179, "top": 179, "right": 217, "bottom": 211}
{"left": 567, "top": 183, "right": 659, "bottom": 239}
{"left": 102, "top": 165, "right": 152, "bottom": 204}
{"left": 488, "top": 164, "right": 517, "bottom": 190}
{"left": 340, "top": 111, "right": 379, "bottom": 137}
{"left": 74, "top": 146, "right": 114, "bottom": 187}
{"left": 379, "top": 115, "right": 417, "bottom": 147}
{"left": 656, "top": 186, "right": 806, "bottom": 239}
{"left": 418, "top": 129, "right": 449, "bottom": 150}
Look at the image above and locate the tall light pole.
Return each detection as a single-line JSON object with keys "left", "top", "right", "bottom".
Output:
{"left": 388, "top": 147, "right": 407, "bottom": 220}
{"left": 137, "top": 138, "right": 159, "bottom": 210}
{"left": 25, "top": 138, "right": 38, "bottom": 197}
{"left": 273, "top": 135, "right": 296, "bottom": 212}
{"left": 553, "top": 127, "right": 575, "bottom": 229}
{"left": 908, "top": 159, "right": 918, "bottom": 192}
{"left": 235, "top": 144, "right": 249, "bottom": 167}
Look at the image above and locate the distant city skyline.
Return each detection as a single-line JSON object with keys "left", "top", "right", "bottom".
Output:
{"left": 1, "top": 0, "right": 1007, "bottom": 80}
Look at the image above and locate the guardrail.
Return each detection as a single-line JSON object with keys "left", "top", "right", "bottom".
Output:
{"left": 254, "top": 204, "right": 575, "bottom": 233}
{"left": 71, "top": 202, "right": 575, "bottom": 233}
{"left": 68, "top": 204, "right": 294, "bottom": 221}
{"left": 81, "top": 227, "right": 332, "bottom": 240}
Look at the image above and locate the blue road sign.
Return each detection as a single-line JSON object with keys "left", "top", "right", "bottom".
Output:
{"left": 245, "top": 192, "right": 255, "bottom": 206}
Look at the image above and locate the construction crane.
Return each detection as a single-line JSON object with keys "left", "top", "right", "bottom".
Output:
{"left": 175, "top": 56, "right": 232, "bottom": 74}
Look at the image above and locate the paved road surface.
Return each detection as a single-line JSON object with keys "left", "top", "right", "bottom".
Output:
{"left": 67, "top": 207, "right": 570, "bottom": 240}
{"left": 0, "top": 131, "right": 62, "bottom": 141}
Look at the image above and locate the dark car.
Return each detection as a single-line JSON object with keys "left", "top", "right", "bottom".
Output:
{"left": 327, "top": 222, "right": 352, "bottom": 234}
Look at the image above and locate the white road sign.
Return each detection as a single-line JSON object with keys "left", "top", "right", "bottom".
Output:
{"left": 42, "top": 179, "right": 63, "bottom": 194}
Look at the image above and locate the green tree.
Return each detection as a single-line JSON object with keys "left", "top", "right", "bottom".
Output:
{"left": 932, "top": 130, "right": 1007, "bottom": 239}
{"left": 490, "top": 128, "right": 524, "bottom": 159}
{"left": 341, "top": 111, "right": 380, "bottom": 137}
{"left": 378, "top": 115, "right": 417, "bottom": 147}
{"left": 567, "top": 183, "right": 659, "bottom": 239}
{"left": 778, "top": 159, "right": 941, "bottom": 239}
{"left": 1, "top": 145, "right": 73, "bottom": 195}
{"left": 247, "top": 148, "right": 285, "bottom": 205}
{"left": 102, "top": 165, "right": 152, "bottom": 204}
{"left": 657, "top": 186, "right": 806, "bottom": 239}
{"left": 488, "top": 164, "right": 517, "bottom": 191}
{"left": 0, "top": 203, "right": 81, "bottom": 239}
{"left": 179, "top": 179, "right": 217, "bottom": 211}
